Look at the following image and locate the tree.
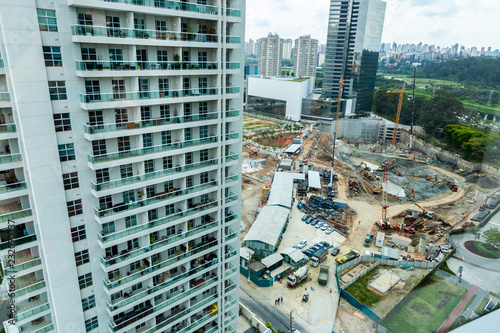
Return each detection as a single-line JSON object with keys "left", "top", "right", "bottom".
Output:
{"left": 418, "top": 90, "right": 462, "bottom": 134}
{"left": 483, "top": 228, "right": 500, "bottom": 249}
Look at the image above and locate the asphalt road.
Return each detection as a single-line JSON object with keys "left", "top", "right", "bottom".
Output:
{"left": 239, "top": 282, "right": 309, "bottom": 333}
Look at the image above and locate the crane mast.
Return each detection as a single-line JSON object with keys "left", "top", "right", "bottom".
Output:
{"left": 330, "top": 75, "right": 344, "bottom": 186}
{"left": 387, "top": 84, "right": 405, "bottom": 146}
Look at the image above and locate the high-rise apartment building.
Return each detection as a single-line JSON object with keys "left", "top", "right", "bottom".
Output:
{"left": 322, "top": 0, "right": 386, "bottom": 114}
{"left": 248, "top": 38, "right": 255, "bottom": 56}
{"left": 0, "top": 1, "right": 243, "bottom": 332}
{"left": 282, "top": 39, "right": 293, "bottom": 60}
{"left": 293, "top": 35, "right": 318, "bottom": 78}
{"left": 258, "top": 33, "right": 283, "bottom": 77}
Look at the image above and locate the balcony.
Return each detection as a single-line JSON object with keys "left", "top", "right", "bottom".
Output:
{"left": 19, "top": 318, "right": 54, "bottom": 333}
{"left": 225, "top": 109, "right": 239, "bottom": 118}
{"left": 88, "top": 136, "right": 218, "bottom": 164}
{"left": 80, "top": 87, "right": 218, "bottom": 104}
{"left": 0, "top": 207, "right": 32, "bottom": 223}
{"left": 0, "top": 92, "right": 10, "bottom": 101}
{"left": 98, "top": 201, "right": 217, "bottom": 243}
{"left": 225, "top": 173, "right": 238, "bottom": 184}
{"left": 0, "top": 59, "right": 3, "bottom": 68}
{"left": 0, "top": 124, "right": 16, "bottom": 133}
{"left": 225, "top": 131, "right": 239, "bottom": 140}
{"left": 225, "top": 62, "right": 240, "bottom": 69}
{"left": 14, "top": 274, "right": 46, "bottom": 298}
{"left": 226, "top": 36, "right": 241, "bottom": 44}
{"left": 71, "top": 25, "right": 218, "bottom": 44}
{"left": 225, "top": 153, "right": 238, "bottom": 163}
{"left": 0, "top": 153, "right": 22, "bottom": 165}
{"left": 76, "top": 60, "right": 218, "bottom": 73}
{"left": 226, "top": 8, "right": 242, "bottom": 17}
{"left": 100, "top": 220, "right": 218, "bottom": 267}
{"left": 107, "top": 256, "right": 218, "bottom": 311}
{"left": 224, "top": 229, "right": 237, "bottom": 242}
{"left": 0, "top": 234, "right": 37, "bottom": 250}
{"left": 224, "top": 247, "right": 237, "bottom": 260}
{"left": 0, "top": 182, "right": 27, "bottom": 196}
{"left": 15, "top": 296, "right": 50, "bottom": 322}
{"left": 104, "top": 240, "right": 218, "bottom": 290}
{"left": 224, "top": 264, "right": 237, "bottom": 278}
{"left": 225, "top": 192, "right": 238, "bottom": 204}
{"left": 224, "top": 280, "right": 237, "bottom": 293}
{"left": 110, "top": 280, "right": 218, "bottom": 331}
{"left": 225, "top": 212, "right": 237, "bottom": 223}
{"left": 5, "top": 257, "right": 41, "bottom": 275}
{"left": 224, "top": 310, "right": 236, "bottom": 325}
{"left": 84, "top": 112, "right": 218, "bottom": 135}
{"left": 83, "top": 0, "right": 219, "bottom": 15}
{"left": 95, "top": 180, "right": 218, "bottom": 218}
{"left": 175, "top": 311, "right": 216, "bottom": 333}
{"left": 225, "top": 86, "right": 240, "bottom": 94}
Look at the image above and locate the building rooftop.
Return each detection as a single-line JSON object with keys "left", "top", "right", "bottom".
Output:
{"left": 284, "top": 144, "right": 302, "bottom": 154}
{"left": 261, "top": 252, "right": 284, "bottom": 268}
{"left": 240, "top": 247, "right": 255, "bottom": 261}
{"left": 308, "top": 170, "right": 321, "bottom": 189}
{"left": 243, "top": 205, "right": 290, "bottom": 247}
{"left": 267, "top": 172, "right": 305, "bottom": 208}
{"left": 281, "top": 248, "right": 308, "bottom": 263}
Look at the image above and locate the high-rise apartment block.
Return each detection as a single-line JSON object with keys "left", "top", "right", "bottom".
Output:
{"left": 0, "top": 0, "right": 243, "bottom": 332}
{"left": 293, "top": 35, "right": 318, "bottom": 78}
{"left": 258, "top": 33, "right": 283, "bottom": 77}
{"left": 323, "top": 0, "right": 386, "bottom": 114}
{"left": 282, "top": 39, "right": 293, "bottom": 60}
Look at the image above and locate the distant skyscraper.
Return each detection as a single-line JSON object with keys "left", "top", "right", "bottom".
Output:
{"left": 258, "top": 33, "right": 284, "bottom": 76}
{"left": 293, "top": 35, "right": 319, "bottom": 77}
{"left": 282, "top": 39, "right": 293, "bottom": 60}
{"left": 317, "top": 53, "right": 326, "bottom": 67}
{"left": 254, "top": 40, "right": 260, "bottom": 58}
{"left": 319, "top": 44, "right": 327, "bottom": 53}
{"left": 249, "top": 38, "right": 255, "bottom": 56}
{"left": 322, "top": 0, "right": 386, "bottom": 114}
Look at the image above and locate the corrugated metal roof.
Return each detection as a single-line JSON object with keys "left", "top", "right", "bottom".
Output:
{"left": 240, "top": 247, "right": 255, "bottom": 261}
{"left": 285, "top": 143, "right": 302, "bottom": 153}
{"left": 267, "top": 172, "right": 305, "bottom": 208}
{"left": 261, "top": 252, "right": 283, "bottom": 268}
{"left": 382, "top": 246, "right": 399, "bottom": 259}
{"left": 281, "top": 248, "right": 307, "bottom": 263}
{"left": 308, "top": 170, "right": 321, "bottom": 189}
{"left": 243, "top": 205, "right": 290, "bottom": 247}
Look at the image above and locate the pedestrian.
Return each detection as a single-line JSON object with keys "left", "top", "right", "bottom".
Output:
{"left": 359, "top": 220, "right": 361, "bottom": 224}
{"left": 281, "top": 296, "right": 283, "bottom": 304}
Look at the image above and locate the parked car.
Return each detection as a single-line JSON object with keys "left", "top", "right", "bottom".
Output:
{"left": 310, "top": 245, "right": 322, "bottom": 252}
{"left": 310, "top": 220, "right": 317, "bottom": 226}
{"left": 325, "top": 227, "right": 333, "bottom": 234}
{"left": 331, "top": 247, "right": 340, "bottom": 256}
{"left": 306, "top": 217, "right": 314, "bottom": 224}
{"left": 321, "top": 225, "right": 328, "bottom": 231}
{"left": 302, "top": 215, "right": 309, "bottom": 221}
{"left": 319, "top": 241, "right": 331, "bottom": 249}
{"left": 315, "top": 222, "right": 323, "bottom": 229}
{"left": 302, "top": 249, "right": 314, "bottom": 257}
{"left": 297, "top": 240, "right": 307, "bottom": 249}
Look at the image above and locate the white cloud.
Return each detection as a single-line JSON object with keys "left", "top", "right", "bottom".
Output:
{"left": 246, "top": 0, "right": 500, "bottom": 49}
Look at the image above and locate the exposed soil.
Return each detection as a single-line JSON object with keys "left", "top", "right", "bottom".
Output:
{"left": 464, "top": 240, "right": 492, "bottom": 258}
{"left": 254, "top": 133, "right": 297, "bottom": 148}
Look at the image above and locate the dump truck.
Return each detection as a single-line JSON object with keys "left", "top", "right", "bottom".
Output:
{"left": 287, "top": 265, "right": 309, "bottom": 287}
{"left": 336, "top": 250, "right": 359, "bottom": 265}
{"left": 318, "top": 265, "right": 330, "bottom": 285}
{"left": 364, "top": 233, "right": 374, "bottom": 247}
{"left": 310, "top": 248, "right": 328, "bottom": 267}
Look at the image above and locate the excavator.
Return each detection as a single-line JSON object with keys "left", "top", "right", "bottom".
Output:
{"left": 393, "top": 167, "right": 403, "bottom": 176}
{"left": 359, "top": 162, "right": 371, "bottom": 171}
{"left": 425, "top": 175, "right": 438, "bottom": 181}
{"left": 408, "top": 153, "right": 423, "bottom": 161}
{"left": 373, "top": 184, "right": 383, "bottom": 194}
{"left": 378, "top": 159, "right": 395, "bottom": 171}
{"left": 433, "top": 180, "right": 458, "bottom": 192}
{"left": 475, "top": 173, "right": 495, "bottom": 179}
{"left": 360, "top": 169, "right": 378, "bottom": 181}
{"left": 415, "top": 203, "right": 434, "bottom": 219}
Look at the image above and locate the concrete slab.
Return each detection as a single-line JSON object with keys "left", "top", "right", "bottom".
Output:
{"left": 369, "top": 271, "right": 402, "bottom": 294}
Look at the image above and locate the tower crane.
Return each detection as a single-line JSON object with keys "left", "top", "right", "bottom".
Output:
{"left": 330, "top": 75, "right": 344, "bottom": 187}
{"left": 381, "top": 164, "right": 388, "bottom": 222}
{"left": 387, "top": 84, "right": 405, "bottom": 146}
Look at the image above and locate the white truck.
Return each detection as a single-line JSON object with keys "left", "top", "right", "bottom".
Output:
{"left": 287, "top": 265, "right": 309, "bottom": 287}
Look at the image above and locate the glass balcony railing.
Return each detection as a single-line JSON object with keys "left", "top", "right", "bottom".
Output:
{"left": 76, "top": 60, "right": 219, "bottom": 72}
{"left": 84, "top": 112, "right": 218, "bottom": 135}
{"left": 207, "top": 326, "right": 219, "bottom": 333}
{"left": 226, "top": 109, "right": 239, "bottom": 118}
{"left": 226, "top": 62, "right": 240, "bottom": 69}
{"left": 225, "top": 192, "right": 238, "bottom": 204}
{"left": 225, "top": 153, "right": 239, "bottom": 163}
{"left": 14, "top": 280, "right": 45, "bottom": 298}
{"left": 226, "top": 327, "right": 236, "bottom": 333}
{"left": 225, "top": 311, "right": 236, "bottom": 325}
{"left": 5, "top": 258, "right": 42, "bottom": 275}
{"left": 104, "top": 240, "right": 218, "bottom": 290}
{"left": 0, "top": 124, "right": 16, "bottom": 133}
{"left": 0, "top": 59, "right": 4, "bottom": 68}
{"left": 93, "top": 158, "right": 219, "bottom": 191}
{"left": 0, "top": 182, "right": 27, "bottom": 195}
{"left": 225, "top": 265, "right": 237, "bottom": 277}
{"left": 110, "top": 281, "right": 218, "bottom": 332}
{"left": 225, "top": 86, "right": 240, "bottom": 94}
{"left": 225, "top": 132, "right": 239, "bottom": 140}
{"left": 225, "top": 280, "right": 237, "bottom": 294}
{"left": 225, "top": 212, "right": 237, "bottom": 223}
{"left": 98, "top": 201, "right": 217, "bottom": 243}
{"left": 88, "top": 136, "right": 218, "bottom": 163}
{"left": 0, "top": 234, "right": 37, "bottom": 250}
{"left": 107, "top": 256, "right": 219, "bottom": 311}
{"left": 225, "top": 248, "right": 237, "bottom": 260}
{"left": 225, "top": 173, "right": 238, "bottom": 184}
{"left": 31, "top": 323, "right": 54, "bottom": 333}
{"left": 101, "top": 220, "right": 219, "bottom": 267}
{"left": 95, "top": 180, "right": 218, "bottom": 218}
{"left": 225, "top": 295, "right": 237, "bottom": 308}
{"left": 80, "top": 87, "right": 218, "bottom": 104}
{"left": 0, "top": 153, "right": 21, "bottom": 164}
{"left": 0, "top": 92, "right": 10, "bottom": 101}
{"left": 15, "top": 302, "right": 50, "bottom": 321}
{"left": 226, "top": 36, "right": 241, "bottom": 44}
{"left": 225, "top": 230, "right": 237, "bottom": 243}
{"left": 95, "top": 0, "right": 219, "bottom": 15}
{"left": 0, "top": 208, "right": 32, "bottom": 223}
{"left": 176, "top": 312, "right": 214, "bottom": 333}
{"left": 226, "top": 8, "right": 242, "bottom": 17}
{"left": 72, "top": 25, "right": 218, "bottom": 43}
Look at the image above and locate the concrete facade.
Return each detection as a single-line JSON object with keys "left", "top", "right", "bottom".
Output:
{"left": 258, "top": 33, "right": 283, "bottom": 77}
{"left": 293, "top": 35, "right": 318, "bottom": 78}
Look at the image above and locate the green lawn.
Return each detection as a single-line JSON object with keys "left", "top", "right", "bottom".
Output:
{"left": 473, "top": 241, "right": 500, "bottom": 259}
{"left": 344, "top": 269, "right": 383, "bottom": 307}
{"left": 380, "top": 274, "right": 468, "bottom": 333}
{"left": 378, "top": 73, "right": 462, "bottom": 87}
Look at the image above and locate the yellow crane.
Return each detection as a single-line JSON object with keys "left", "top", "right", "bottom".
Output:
{"left": 387, "top": 84, "right": 405, "bottom": 146}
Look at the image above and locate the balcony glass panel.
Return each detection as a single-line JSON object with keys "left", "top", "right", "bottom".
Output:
{"left": 15, "top": 303, "right": 50, "bottom": 321}
{"left": 5, "top": 258, "right": 42, "bottom": 274}
{"left": 0, "top": 154, "right": 22, "bottom": 164}
{"left": 0, "top": 92, "right": 10, "bottom": 101}
{"left": 0, "top": 208, "right": 31, "bottom": 223}
{"left": 0, "top": 124, "right": 16, "bottom": 133}
{"left": 0, "top": 234, "right": 36, "bottom": 250}
{"left": 226, "top": 62, "right": 240, "bottom": 69}
{"left": 225, "top": 87, "right": 240, "bottom": 94}
{"left": 95, "top": 0, "right": 218, "bottom": 15}
{"left": 225, "top": 109, "right": 239, "bottom": 117}
{"left": 226, "top": 8, "right": 242, "bottom": 17}
{"left": 226, "top": 36, "right": 241, "bottom": 43}
{"left": 76, "top": 60, "right": 218, "bottom": 71}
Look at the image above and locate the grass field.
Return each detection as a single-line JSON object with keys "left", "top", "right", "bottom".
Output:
{"left": 344, "top": 269, "right": 383, "bottom": 307}
{"left": 379, "top": 274, "right": 467, "bottom": 333}
{"left": 243, "top": 115, "right": 280, "bottom": 130}
{"left": 473, "top": 241, "right": 500, "bottom": 259}
{"left": 378, "top": 73, "right": 462, "bottom": 87}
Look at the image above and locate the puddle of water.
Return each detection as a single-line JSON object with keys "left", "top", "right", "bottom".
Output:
{"left": 383, "top": 182, "right": 406, "bottom": 197}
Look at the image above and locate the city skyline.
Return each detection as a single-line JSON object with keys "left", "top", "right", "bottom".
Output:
{"left": 246, "top": 0, "right": 499, "bottom": 50}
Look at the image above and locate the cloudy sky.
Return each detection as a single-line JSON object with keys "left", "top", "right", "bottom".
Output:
{"left": 246, "top": 0, "right": 499, "bottom": 49}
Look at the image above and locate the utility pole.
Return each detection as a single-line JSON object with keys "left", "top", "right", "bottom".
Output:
{"left": 410, "top": 66, "right": 416, "bottom": 149}
{"left": 289, "top": 309, "right": 294, "bottom": 333}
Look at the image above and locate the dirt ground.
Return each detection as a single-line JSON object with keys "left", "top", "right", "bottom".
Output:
{"left": 243, "top": 115, "right": 280, "bottom": 130}
{"left": 335, "top": 299, "right": 378, "bottom": 333}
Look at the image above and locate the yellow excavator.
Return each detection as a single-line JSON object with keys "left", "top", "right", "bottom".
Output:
{"left": 373, "top": 184, "right": 383, "bottom": 194}
{"left": 425, "top": 174, "right": 438, "bottom": 181}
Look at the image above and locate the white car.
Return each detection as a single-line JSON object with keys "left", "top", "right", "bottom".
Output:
{"left": 325, "top": 227, "right": 333, "bottom": 234}
{"left": 297, "top": 240, "right": 307, "bottom": 249}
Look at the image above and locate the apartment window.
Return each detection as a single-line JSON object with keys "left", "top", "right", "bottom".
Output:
{"left": 182, "top": 50, "right": 190, "bottom": 61}
{"left": 199, "top": 101, "right": 208, "bottom": 118}
{"left": 200, "top": 125, "right": 208, "bottom": 139}
{"left": 125, "top": 216, "right": 137, "bottom": 228}
{"left": 118, "top": 137, "right": 131, "bottom": 152}
{"left": 89, "top": 110, "right": 103, "bottom": 126}
{"left": 96, "top": 168, "right": 110, "bottom": 183}
{"left": 184, "top": 128, "right": 192, "bottom": 141}
{"left": 63, "top": 172, "right": 79, "bottom": 190}
{"left": 82, "top": 295, "right": 96, "bottom": 311}
{"left": 144, "top": 160, "right": 154, "bottom": 173}
{"left": 131, "top": 282, "right": 143, "bottom": 292}
{"left": 187, "top": 198, "right": 194, "bottom": 209}
{"left": 184, "top": 103, "right": 191, "bottom": 120}
{"left": 115, "top": 109, "right": 128, "bottom": 124}
{"left": 140, "top": 107, "right": 151, "bottom": 121}
{"left": 183, "top": 77, "right": 190, "bottom": 93}
{"left": 200, "top": 171, "right": 209, "bottom": 184}
{"left": 106, "top": 16, "right": 120, "bottom": 37}
{"left": 120, "top": 164, "right": 133, "bottom": 178}
{"left": 75, "top": 249, "right": 90, "bottom": 266}
{"left": 102, "top": 222, "right": 115, "bottom": 234}
{"left": 53, "top": 113, "right": 71, "bottom": 132}
{"left": 160, "top": 105, "right": 171, "bottom": 119}
{"left": 199, "top": 77, "right": 208, "bottom": 94}
{"left": 99, "top": 195, "right": 112, "bottom": 210}
{"left": 67, "top": 199, "right": 83, "bottom": 217}
{"left": 139, "top": 78, "right": 149, "bottom": 98}
{"left": 49, "top": 81, "right": 67, "bottom": 100}
{"left": 92, "top": 140, "right": 106, "bottom": 156}
{"left": 43, "top": 46, "right": 62, "bottom": 66}
{"left": 156, "top": 20, "right": 167, "bottom": 40}
{"left": 85, "top": 80, "right": 101, "bottom": 101}
{"left": 127, "top": 238, "right": 139, "bottom": 250}
{"left": 185, "top": 152, "right": 193, "bottom": 164}
{"left": 198, "top": 51, "right": 208, "bottom": 63}
{"left": 201, "top": 193, "right": 209, "bottom": 202}
{"left": 112, "top": 79, "right": 126, "bottom": 99}
{"left": 71, "top": 225, "right": 87, "bottom": 242}
{"left": 163, "top": 156, "right": 173, "bottom": 169}
{"left": 166, "top": 204, "right": 175, "bottom": 215}
{"left": 78, "top": 13, "right": 93, "bottom": 26}
{"left": 78, "top": 272, "right": 93, "bottom": 289}
{"left": 166, "top": 226, "right": 175, "bottom": 236}
{"left": 157, "top": 50, "right": 168, "bottom": 62}
{"left": 186, "top": 175, "right": 193, "bottom": 188}
{"left": 123, "top": 190, "right": 135, "bottom": 203}
{"left": 143, "top": 133, "right": 153, "bottom": 148}
{"left": 161, "top": 130, "right": 171, "bottom": 145}
{"left": 159, "top": 78, "right": 169, "bottom": 94}
{"left": 110, "top": 290, "right": 122, "bottom": 302}
{"left": 85, "top": 317, "right": 98, "bottom": 332}
{"left": 136, "top": 323, "right": 146, "bottom": 331}
{"left": 148, "top": 209, "right": 157, "bottom": 221}
{"left": 146, "top": 185, "right": 156, "bottom": 198}
{"left": 109, "top": 48, "right": 123, "bottom": 65}
{"left": 168, "top": 247, "right": 176, "bottom": 257}
{"left": 200, "top": 149, "right": 209, "bottom": 162}
{"left": 164, "top": 180, "right": 174, "bottom": 192}
{"left": 58, "top": 143, "right": 75, "bottom": 162}
{"left": 134, "top": 18, "right": 145, "bottom": 30}
{"left": 37, "top": 9, "right": 57, "bottom": 31}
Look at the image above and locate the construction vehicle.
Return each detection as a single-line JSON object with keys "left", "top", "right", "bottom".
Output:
{"left": 387, "top": 84, "right": 405, "bottom": 146}
{"left": 433, "top": 180, "right": 458, "bottom": 192}
{"left": 364, "top": 234, "right": 374, "bottom": 247}
{"left": 375, "top": 220, "right": 391, "bottom": 229}
{"left": 410, "top": 188, "right": 416, "bottom": 201}
{"left": 248, "top": 149, "right": 258, "bottom": 158}
{"left": 311, "top": 248, "right": 328, "bottom": 267}
{"left": 404, "top": 227, "right": 416, "bottom": 234}
{"left": 458, "top": 169, "right": 465, "bottom": 174}
{"left": 373, "top": 184, "right": 383, "bottom": 194}
{"left": 318, "top": 265, "right": 330, "bottom": 285}
{"left": 393, "top": 167, "right": 403, "bottom": 176}
{"left": 475, "top": 173, "right": 495, "bottom": 179}
{"left": 360, "top": 169, "right": 377, "bottom": 181}
{"left": 287, "top": 265, "right": 309, "bottom": 287}
{"left": 336, "top": 250, "right": 359, "bottom": 265}
{"left": 426, "top": 175, "right": 438, "bottom": 181}
{"left": 415, "top": 203, "right": 435, "bottom": 219}
{"left": 359, "top": 162, "right": 370, "bottom": 171}
{"left": 349, "top": 179, "right": 359, "bottom": 195}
